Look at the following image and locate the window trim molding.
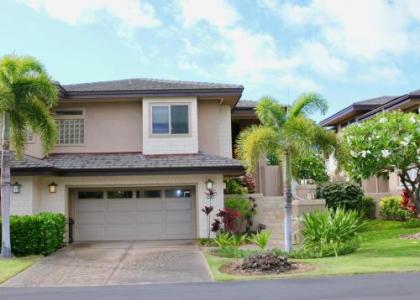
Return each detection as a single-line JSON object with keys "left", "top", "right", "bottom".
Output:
{"left": 55, "top": 108, "right": 86, "bottom": 146}
{"left": 149, "top": 102, "right": 192, "bottom": 138}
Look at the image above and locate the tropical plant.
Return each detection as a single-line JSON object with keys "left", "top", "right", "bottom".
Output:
{"left": 293, "top": 152, "right": 329, "bottom": 183}
{"left": 341, "top": 111, "right": 420, "bottom": 212}
{"left": 225, "top": 196, "right": 257, "bottom": 233}
{"left": 212, "top": 208, "right": 242, "bottom": 234}
{"left": 379, "top": 196, "right": 414, "bottom": 221}
{"left": 214, "top": 232, "right": 232, "bottom": 249}
{"left": 236, "top": 93, "right": 337, "bottom": 252}
{"left": 0, "top": 55, "right": 58, "bottom": 258}
{"left": 301, "top": 208, "right": 364, "bottom": 257}
{"left": 248, "top": 231, "right": 271, "bottom": 250}
{"left": 316, "top": 181, "right": 364, "bottom": 211}
{"left": 225, "top": 178, "right": 247, "bottom": 194}
{"left": 359, "top": 196, "right": 376, "bottom": 219}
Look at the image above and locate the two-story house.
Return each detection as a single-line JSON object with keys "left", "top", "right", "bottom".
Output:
{"left": 9, "top": 78, "right": 245, "bottom": 242}
{"left": 320, "top": 89, "right": 420, "bottom": 199}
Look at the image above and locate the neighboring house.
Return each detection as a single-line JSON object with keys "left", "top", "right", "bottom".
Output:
{"left": 320, "top": 89, "right": 420, "bottom": 198}
{"left": 9, "top": 78, "right": 246, "bottom": 242}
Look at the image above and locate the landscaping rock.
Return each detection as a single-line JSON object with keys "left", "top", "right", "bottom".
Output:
{"left": 400, "top": 232, "right": 420, "bottom": 240}
{"left": 239, "top": 253, "right": 291, "bottom": 273}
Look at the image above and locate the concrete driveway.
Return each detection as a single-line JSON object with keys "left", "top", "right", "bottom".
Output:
{"left": 2, "top": 240, "right": 212, "bottom": 287}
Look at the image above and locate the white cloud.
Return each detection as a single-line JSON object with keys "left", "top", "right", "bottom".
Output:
{"left": 261, "top": 0, "right": 419, "bottom": 60}
{"left": 21, "top": 0, "right": 160, "bottom": 36}
{"left": 176, "top": 0, "right": 238, "bottom": 29}
{"left": 176, "top": 0, "right": 304, "bottom": 88}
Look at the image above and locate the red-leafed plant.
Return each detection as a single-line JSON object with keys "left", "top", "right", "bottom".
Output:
{"left": 401, "top": 189, "right": 417, "bottom": 214}
{"left": 213, "top": 208, "right": 242, "bottom": 234}
{"left": 241, "top": 174, "right": 256, "bottom": 193}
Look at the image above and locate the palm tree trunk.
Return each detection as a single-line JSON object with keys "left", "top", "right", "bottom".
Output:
{"left": 1, "top": 113, "right": 12, "bottom": 258}
{"left": 283, "top": 151, "right": 293, "bottom": 252}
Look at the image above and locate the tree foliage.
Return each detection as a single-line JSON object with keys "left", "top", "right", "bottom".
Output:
{"left": 0, "top": 55, "right": 58, "bottom": 157}
{"left": 341, "top": 111, "right": 420, "bottom": 208}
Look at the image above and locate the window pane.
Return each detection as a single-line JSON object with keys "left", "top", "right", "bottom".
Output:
{"left": 171, "top": 105, "right": 189, "bottom": 134}
{"left": 57, "top": 119, "right": 84, "bottom": 145}
{"left": 107, "top": 190, "right": 133, "bottom": 199}
{"left": 78, "top": 191, "right": 104, "bottom": 199}
{"left": 152, "top": 106, "right": 169, "bottom": 134}
{"left": 138, "top": 190, "right": 162, "bottom": 198}
{"left": 165, "top": 188, "right": 192, "bottom": 198}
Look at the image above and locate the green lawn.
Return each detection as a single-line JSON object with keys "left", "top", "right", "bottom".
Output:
{"left": 0, "top": 256, "right": 41, "bottom": 284}
{"left": 205, "top": 220, "right": 420, "bottom": 281}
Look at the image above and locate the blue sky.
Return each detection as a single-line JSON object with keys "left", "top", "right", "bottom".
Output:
{"left": 1, "top": 0, "right": 420, "bottom": 119}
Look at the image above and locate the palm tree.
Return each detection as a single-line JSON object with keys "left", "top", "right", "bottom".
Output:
{"left": 236, "top": 93, "right": 337, "bottom": 252}
{"left": 0, "top": 55, "right": 58, "bottom": 258}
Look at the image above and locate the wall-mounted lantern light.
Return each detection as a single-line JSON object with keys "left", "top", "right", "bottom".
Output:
{"left": 205, "top": 179, "right": 214, "bottom": 190}
{"left": 48, "top": 182, "right": 58, "bottom": 193}
{"left": 12, "top": 182, "right": 21, "bottom": 194}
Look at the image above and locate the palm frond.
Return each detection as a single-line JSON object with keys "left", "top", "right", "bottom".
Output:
{"left": 20, "top": 99, "right": 57, "bottom": 155}
{"left": 13, "top": 73, "right": 58, "bottom": 108}
{"left": 8, "top": 112, "right": 26, "bottom": 159}
{"left": 17, "top": 56, "right": 45, "bottom": 76}
{"left": 288, "top": 92, "right": 328, "bottom": 118}
{"left": 236, "top": 125, "right": 281, "bottom": 173}
{"left": 255, "top": 96, "right": 287, "bottom": 128}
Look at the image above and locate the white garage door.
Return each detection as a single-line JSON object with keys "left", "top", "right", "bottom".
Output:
{"left": 75, "top": 187, "right": 195, "bottom": 241}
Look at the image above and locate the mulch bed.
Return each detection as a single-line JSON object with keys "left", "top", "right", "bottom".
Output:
{"left": 400, "top": 232, "right": 420, "bottom": 240}
{"left": 220, "top": 260, "right": 315, "bottom": 276}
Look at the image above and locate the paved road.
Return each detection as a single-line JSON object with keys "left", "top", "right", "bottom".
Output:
{"left": 2, "top": 272, "right": 420, "bottom": 300}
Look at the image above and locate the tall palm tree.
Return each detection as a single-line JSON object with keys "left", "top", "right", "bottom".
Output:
{"left": 0, "top": 55, "right": 58, "bottom": 258}
{"left": 236, "top": 93, "right": 337, "bottom": 252}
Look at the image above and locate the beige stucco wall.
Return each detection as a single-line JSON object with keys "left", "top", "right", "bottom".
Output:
{"left": 197, "top": 101, "right": 220, "bottom": 156}
{"left": 25, "top": 101, "right": 143, "bottom": 158}
{"left": 10, "top": 174, "right": 224, "bottom": 239}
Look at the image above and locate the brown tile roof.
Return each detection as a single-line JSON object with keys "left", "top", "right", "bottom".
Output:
{"left": 11, "top": 152, "right": 244, "bottom": 175}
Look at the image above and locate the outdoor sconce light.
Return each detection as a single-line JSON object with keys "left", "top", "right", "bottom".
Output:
{"left": 205, "top": 179, "right": 214, "bottom": 190}
{"left": 12, "top": 182, "right": 21, "bottom": 194}
{"left": 48, "top": 182, "right": 58, "bottom": 193}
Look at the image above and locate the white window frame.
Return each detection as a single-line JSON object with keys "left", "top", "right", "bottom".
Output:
{"left": 149, "top": 103, "right": 191, "bottom": 137}
{"left": 55, "top": 108, "right": 86, "bottom": 146}
{"left": 24, "top": 128, "right": 35, "bottom": 144}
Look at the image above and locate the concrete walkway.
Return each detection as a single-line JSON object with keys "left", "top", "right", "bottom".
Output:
{"left": 2, "top": 240, "right": 211, "bottom": 287}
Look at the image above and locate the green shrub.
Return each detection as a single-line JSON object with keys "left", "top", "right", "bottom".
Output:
{"left": 248, "top": 231, "right": 271, "bottom": 250}
{"left": 294, "top": 154, "right": 329, "bottom": 183}
{"left": 288, "top": 240, "right": 360, "bottom": 259}
{"left": 212, "top": 246, "right": 258, "bottom": 258}
{"left": 316, "top": 181, "right": 364, "bottom": 210}
{"left": 380, "top": 196, "right": 413, "bottom": 221}
{"left": 225, "top": 196, "right": 257, "bottom": 233}
{"left": 402, "top": 218, "right": 420, "bottom": 228}
{"left": 214, "top": 232, "right": 232, "bottom": 249}
{"left": 198, "top": 238, "right": 217, "bottom": 247}
{"left": 359, "top": 196, "right": 376, "bottom": 219}
{"left": 0, "top": 213, "right": 66, "bottom": 256}
{"left": 225, "top": 178, "right": 247, "bottom": 194}
{"left": 301, "top": 208, "right": 364, "bottom": 257}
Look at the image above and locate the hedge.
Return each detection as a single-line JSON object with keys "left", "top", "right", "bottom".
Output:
{"left": 316, "top": 181, "right": 364, "bottom": 211}
{"left": 0, "top": 213, "right": 66, "bottom": 256}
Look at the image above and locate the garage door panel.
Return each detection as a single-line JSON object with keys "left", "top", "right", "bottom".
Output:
{"left": 137, "top": 199, "right": 163, "bottom": 211}
{"left": 76, "top": 187, "right": 194, "bottom": 241}
{"left": 78, "top": 199, "right": 105, "bottom": 211}
{"left": 166, "top": 222, "right": 193, "bottom": 235}
{"left": 166, "top": 211, "right": 193, "bottom": 223}
{"left": 78, "top": 212, "right": 104, "bottom": 225}
{"left": 166, "top": 199, "right": 192, "bottom": 210}
{"left": 105, "top": 211, "right": 137, "bottom": 224}
{"left": 137, "top": 211, "right": 163, "bottom": 223}
{"left": 107, "top": 199, "right": 137, "bottom": 211}
{"left": 78, "top": 225, "right": 104, "bottom": 240}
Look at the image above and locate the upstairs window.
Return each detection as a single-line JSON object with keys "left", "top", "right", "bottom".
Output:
{"left": 55, "top": 109, "right": 85, "bottom": 145}
{"left": 151, "top": 104, "right": 189, "bottom": 135}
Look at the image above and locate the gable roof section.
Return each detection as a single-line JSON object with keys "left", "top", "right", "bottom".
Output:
{"left": 59, "top": 78, "right": 244, "bottom": 100}
{"left": 11, "top": 152, "right": 244, "bottom": 176}
{"left": 319, "top": 96, "right": 395, "bottom": 127}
